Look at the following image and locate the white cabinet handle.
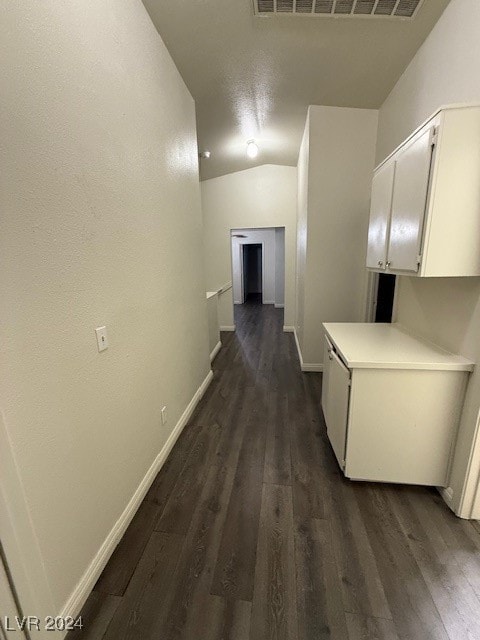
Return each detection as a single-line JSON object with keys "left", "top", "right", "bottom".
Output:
{"left": 386, "top": 261, "right": 392, "bottom": 268}
{"left": 377, "top": 260, "right": 384, "bottom": 267}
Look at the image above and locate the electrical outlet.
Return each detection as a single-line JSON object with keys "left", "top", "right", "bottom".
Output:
{"left": 95, "top": 326, "right": 108, "bottom": 352}
{"left": 161, "top": 406, "right": 167, "bottom": 425}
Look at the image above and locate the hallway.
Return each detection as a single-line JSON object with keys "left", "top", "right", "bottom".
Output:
{"left": 72, "top": 301, "right": 480, "bottom": 640}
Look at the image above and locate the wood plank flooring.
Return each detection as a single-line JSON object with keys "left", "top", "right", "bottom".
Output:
{"left": 69, "top": 299, "right": 480, "bottom": 640}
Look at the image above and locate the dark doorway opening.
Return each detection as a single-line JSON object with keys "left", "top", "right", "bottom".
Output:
{"left": 243, "top": 244, "right": 262, "bottom": 303}
{"left": 375, "top": 273, "right": 396, "bottom": 323}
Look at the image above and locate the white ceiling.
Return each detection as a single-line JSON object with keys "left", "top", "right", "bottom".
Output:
{"left": 142, "top": 0, "right": 450, "bottom": 180}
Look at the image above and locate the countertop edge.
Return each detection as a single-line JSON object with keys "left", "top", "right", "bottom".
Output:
{"left": 323, "top": 323, "right": 475, "bottom": 372}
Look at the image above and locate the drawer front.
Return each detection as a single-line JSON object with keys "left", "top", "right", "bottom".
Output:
{"left": 325, "top": 347, "right": 351, "bottom": 470}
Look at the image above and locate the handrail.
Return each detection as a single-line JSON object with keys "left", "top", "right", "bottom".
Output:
{"left": 206, "top": 282, "right": 232, "bottom": 299}
{"left": 217, "top": 281, "right": 232, "bottom": 294}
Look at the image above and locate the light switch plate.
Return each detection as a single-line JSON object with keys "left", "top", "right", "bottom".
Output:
{"left": 95, "top": 326, "right": 108, "bottom": 352}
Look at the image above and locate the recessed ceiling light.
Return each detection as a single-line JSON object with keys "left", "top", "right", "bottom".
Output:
{"left": 246, "top": 140, "right": 259, "bottom": 159}
{"left": 199, "top": 150, "right": 211, "bottom": 159}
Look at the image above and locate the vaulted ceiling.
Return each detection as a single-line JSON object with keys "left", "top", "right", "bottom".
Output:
{"left": 143, "top": 0, "right": 450, "bottom": 180}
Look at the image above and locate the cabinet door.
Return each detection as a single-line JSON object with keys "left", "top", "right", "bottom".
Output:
{"left": 387, "top": 127, "right": 434, "bottom": 273}
{"left": 321, "top": 335, "right": 333, "bottom": 425}
{"left": 325, "top": 349, "right": 351, "bottom": 470}
{"left": 366, "top": 160, "right": 395, "bottom": 269}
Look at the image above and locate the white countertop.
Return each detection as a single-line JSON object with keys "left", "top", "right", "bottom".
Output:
{"left": 323, "top": 323, "right": 474, "bottom": 372}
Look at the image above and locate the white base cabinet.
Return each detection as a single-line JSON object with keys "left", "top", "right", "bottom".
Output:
{"left": 322, "top": 323, "right": 474, "bottom": 486}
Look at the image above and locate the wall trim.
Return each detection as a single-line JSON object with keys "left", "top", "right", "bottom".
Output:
{"left": 210, "top": 340, "right": 222, "bottom": 362}
{"left": 275, "top": 303, "right": 285, "bottom": 309}
{"left": 220, "top": 325, "right": 236, "bottom": 332}
{"left": 301, "top": 363, "right": 324, "bottom": 372}
{"left": 294, "top": 329, "right": 323, "bottom": 372}
{"left": 283, "top": 325, "right": 295, "bottom": 332}
{"left": 59, "top": 369, "right": 214, "bottom": 627}
{"left": 438, "top": 486, "right": 455, "bottom": 514}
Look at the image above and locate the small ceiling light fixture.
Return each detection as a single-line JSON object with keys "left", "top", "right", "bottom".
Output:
{"left": 199, "top": 150, "right": 211, "bottom": 159}
{"left": 246, "top": 140, "right": 259, "bottom": 159}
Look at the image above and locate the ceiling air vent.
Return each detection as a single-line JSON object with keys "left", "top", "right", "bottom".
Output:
{"left": 253, "top": 0, "right": 424, "bottom": 18}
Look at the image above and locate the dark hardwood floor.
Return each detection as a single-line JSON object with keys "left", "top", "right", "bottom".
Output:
{"left": 69, "top": 300, "right": 480, "bottom": 640}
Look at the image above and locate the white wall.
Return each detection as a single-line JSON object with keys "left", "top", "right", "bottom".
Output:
{"left": 376, "top": 0, "right": 480, "bottom": 165}
{"left": 1, "top": 0, "right": 211, "bottom": 623}
{"left": 296, "top": 106, "right": 378, "bottom": 366}
{"left": 201, "top": 165, "right": 297, "bottom": 328}
{"left": 376, "top": 0, "right": 480, "bottom": 517}
{"left": 296, "top": 120, "right": 309, "bottom": 351}
{"left": 231, "top": 228, "right": 280, "bottom": 305}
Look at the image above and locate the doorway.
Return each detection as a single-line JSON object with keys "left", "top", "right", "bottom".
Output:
{"left": 230, "top": 227, "right": 285, "bottom": 309}
{"left": 242, "top": 243, "right": 263, "bottom": 303}
{"left": 375, "top": 273, "right": 396, "bottom": 323}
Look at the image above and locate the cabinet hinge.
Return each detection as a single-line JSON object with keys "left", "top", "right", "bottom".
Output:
{"left": 341, "top": 460, "right": 346, "bottom": 470}
{"left": 348, "top": 378, "right": 352, "bottom": 387}
{"left": 416, "top": 254, "right": 422, "bottom": 266}
{"left": 431, "top": 126, "right": 438, "bottom": 147}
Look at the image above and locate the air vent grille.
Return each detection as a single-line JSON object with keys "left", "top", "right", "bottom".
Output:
{"left": 254, "top": 0, "right": 424, "bottom": 18}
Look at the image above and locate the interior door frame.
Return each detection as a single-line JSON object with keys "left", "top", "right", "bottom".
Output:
{"left": 239, "top": 243, "right": 245, "bottom": 304}
{"left": 364, "top": 270, "right": 399, "bottom": 324}
{"left": 460, "top": 409, "right": 480, "bottom": 519}
{"left": 0, "top": 552, "right": 27, "bottom": 640}
{"left": 0, "top": 417, "right": 55, "bottom": 639}
{"left": 364, "top": 271, "right": 379, "bottom": 322}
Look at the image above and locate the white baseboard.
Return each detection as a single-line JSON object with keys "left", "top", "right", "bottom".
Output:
{"left": 283, "top": 325, "right": 295, "bottom": 333}
{"left": 59, "top": 369, "right": 214, "bottom": 625}
{"left": 220, "top": 325, "right": 236, "bottom": 332}
{"left": 293, "top": 329, "right": 323, "bottom": 372}
{"left": 275, "top": 303, "right": 285, "bottom": 309}
{"left": 438, "top": 486, "right": 455, "bottom": 513}
{"left": 210, "top": 340, "right": 222, "bottom": 362}
{"left": 301, "top": 363, "right": 324, "bottom": 372}
{"left": 263, "top": 299, "right": 275, "bottom": 305}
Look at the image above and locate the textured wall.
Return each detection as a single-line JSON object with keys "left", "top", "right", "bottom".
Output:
{"left": 376, "top": 0, "right": 480, "bottom": 517}
{"left": 201, "top": 165, "right": 297, "bottom": 327}
{"left": 1, "top": 0, "right": 210, "bottom": 615}
{"left": 296, "top": 106, "right": 378, "bottom": 366}
{"left": 376, "top": 0, "right": 480, "bottom": 166}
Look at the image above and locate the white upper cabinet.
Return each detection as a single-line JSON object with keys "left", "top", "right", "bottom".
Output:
{"left": 366, "top": 160, "right": 395, "bottom": 270}
{"left": 388, "top": 125, "right": 434, "bottom": 273}
{"left": 367, "top": 105, "right": 480, "bottom": 277}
